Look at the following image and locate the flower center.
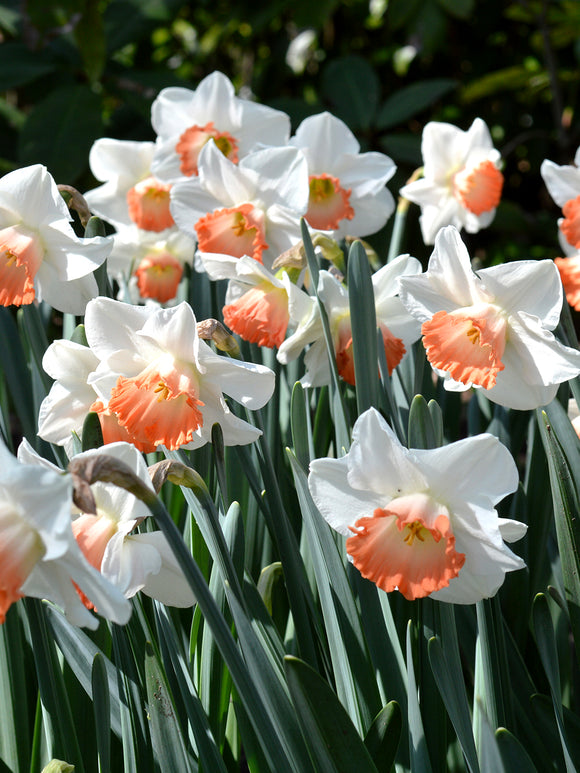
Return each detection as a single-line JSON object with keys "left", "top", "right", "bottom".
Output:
{"left": 223, "top": 282, "right": 289, "bottom": 348}
{"left": 421, "top": 304, "right": 507, "bottom": 389}
{"left": 560, "top": 195, "right": 580, "bottom": 249}
{"left": 346, "top": 492, "right": 465, "bottom": 600}
{"left": 306, "top": 174, "right": 355, "bottom": 231}
{"left": 0, "top": 225, "right": 44, "bottom": 307}
{"left": 195, "top": 204, "right": 269, "bottom": 263}
{"left": 175, "top": 122, "right": 239, "bottom": 177}
{"left": 452, "top": 160, "right": 503, "bottom": 215}
{"left": 0, "top": 500, "right": 46, "bottom": 622}
{"left": 108, "top": 357, "right": 205, "bottom": 451}
{"left": 126, "top": 176, "right": 174, "bottom": 232}
{"left": 135, "top": 251, "right": 183, "bottom": 303}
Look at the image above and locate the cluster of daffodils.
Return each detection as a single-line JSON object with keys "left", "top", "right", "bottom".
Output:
{"left": 4, "top": 68, "right": 580, "bottom": 622}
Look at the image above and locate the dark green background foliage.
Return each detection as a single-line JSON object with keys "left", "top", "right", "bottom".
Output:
{"left": 1, "top": 0, "right": 579, "bottom": 263}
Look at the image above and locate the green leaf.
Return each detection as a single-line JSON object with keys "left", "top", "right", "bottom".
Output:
{"left": 46, "top": 607, "right": 123, "bottom": 739}
{"left": 536, "top": 406, "right": 580, "bottom": 660}
{"left": 532, "top": 594, "right": 576, "bottom": 772}
{"left": 225, "top": 589, "right": 315, "bottom": 773}
{"left": 379, "top": 134, "right": 422, "bottom": 166}
{"left": 0, "top": 608, "right": 29, "bottom": 772}
{"left": 0, "top": 42, "right": 57, "bottom": 89}
{"left": 363, "top": 702, "right": 402, "bottom": 773}
{"left": 91, "top": 654, "right": 111, "bottom": 773}
{"left": 19, "top": 86, "right": 104, "bottom": 182}
{"left": 81, "top": 412, "right": 104, "bottom": 451}
{"left": 408, "top": 395, "right": 439, "bottom": 450}
{"left": 287, "top": 449, "right": 382, "bottom": 733}
{"left": 0, "top": 307, "right": 35, "bottom": 443}
{"left": 376, "top": 79, "right": 457, "bottom": 130}
{"left": 73, "top": 0, "right": 106, "bottom": 84}
{"left": 285, "top": 656, "right": 378, "bottom": 773}
{"left": 406, "top": 621, "right": 433, "bottom": 773}
{"left": 475, "top": 597, "right": 513, "bottom": 731}
{"left": 301, "top": 219, "right": 350, "bottom": 453}
{"left": 144, "top": 641, "right": 194, "bottom": 773}
{"left": 494, "top": 728, "right": 536, "bottom": 773}
{"left": 321, "top": 56, "right": 380, "bottom": 130}
{"left": 290, "top": 381, "right": 311, "bottom": 472}
{"left": 428, "top": 635, "right": 480, "bottom": 773}
{"left": 436, "top": 0, "right": 475, "bottom": 19}
{"left": 348, "top": 240, "right": 379, "bottom": 415}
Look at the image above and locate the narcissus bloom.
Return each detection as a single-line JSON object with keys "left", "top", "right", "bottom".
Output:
{"left": 19, "top": 441, "right": 195, "bottom": 608}
{"left": 289, "top": 112, "right": 396, "bottom": 239}
{"left": 0, "top": 164, "right": 111, "bottom": 313}
{"left": 0, "top": 437, "right": 131, "bottom": 627}
{"left": 85, "top": 297, "right": 275, "bottom": 452}
{"left": 170, "top": 141, "right": 309, "bottom": 269}
{"left": 151, "top": 70, "right": 290, "bottom": 184}
{"left": 400, "top": 119, "right": 503, "bottom": 245}
{"left": 541, "top": 147, "right": 580, "bottom": 251}
{"left": 398, "top": 227, "right": 580, "bottom": 409}
{"left": 85, "top": 139, "right": 174, "bottom": 232}
{"left": 308, "top": 408, "right": 526, "bottom": 603}
{"left": 108, "top": 225, "right": 195, "bottom": 304}
{"left": 200, "top": 253, "right": 313, "bottom": 349}
{"left": 278, "top": 254, "right": 422, "bottom": 387}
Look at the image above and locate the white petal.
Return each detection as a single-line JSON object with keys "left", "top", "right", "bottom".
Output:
{"left": 540, "top": 159, "right": 580, "bottom": 207}
{"left": 411, "top": 434, "right": 518, "bottom": 509}
{"left": 478, "top": 259, "right": 563, "bottom": 330}
{"left": 308, "top": 456, "right": 380, "bottom": 535}
{"left": 347, "top": 407, "right": 427, "bottom": 497}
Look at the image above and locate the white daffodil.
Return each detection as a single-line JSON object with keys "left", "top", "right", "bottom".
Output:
{"left": 398, "top": 226, "right": 580, "bottom": 410}
{"left": 170, "top": 141, "right": 309, "bottom": 270}
{"left": 308, "top": 408, "right": 526, "bottom": 603}
{"left": 0, "top": 437, "right": 131, "bottom": 628}
{"left": 0, "top": 164, "right": 111, "bottom": 313}
{"left": 278, "top": 253, "right": 422, "bottom": 387}
{"left": 200, "top": 253, "right": 314, "bottom": 349}
{"left": 18, "top": 441, "right": 195, "bottom": 608}
{"left": 400, "top": 118, "right": 503, "bottom": 245}
{"left": 151, "top": 70, "right": 290, "bottom": 184}
{"left": 108, "top": 225, "right": 195, "bottom": 304}
{"left": 288, "top": 111, "right": 396, "bottom": 239}
{"left": 540, "top": 147, "right": 580, "bottom": 256}
{"left": 85, "top": 139, "right": 174, "bottom": 233}
{"left": 84, "top": 297, "right": 275, "bottom": 453}
{"left": 19, "top": 441, "right": 194, "bottom": 608}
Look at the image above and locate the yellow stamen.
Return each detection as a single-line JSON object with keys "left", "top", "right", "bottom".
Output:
{"left": 403, "top": 520, "right": 426, "bottom": 546}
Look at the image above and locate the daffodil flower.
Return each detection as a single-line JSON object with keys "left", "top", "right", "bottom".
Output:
{"left": 108, "top": 225, "right": 195, "bottom": 304}
{"left": 151, "top": 71, "right": 290, "bottom": 184}
{"left": 0, "top": 437, "right": 131, "bottom": 627}
{"left": 85, "top": 297, "right": 275, "bottom": 452}
{"left": 288, "top": 111, "right": 396, "bottom": 239}
{"left": 400, "top": 118, "right": 503, "bottom": 245}
{"left": 170, "top": 140, "right": 309, "bottom": 269}
{"left": 278, "top": 253, "right": 422, "bottom": 387}
{"left": 19, "top": 441, "right": 195, "bottom": 608}
{"left": 0, "top": 164, "right": 111, "bottom": 313}
{"left": 201, "top": 253, "right": 313, "bottom": 349}
{"left": 85, "top": 139, "right": 174, "bottom": 232}
{"left": 541, "top": 147, "right": 580, "bottom": 251}
{"left": 398, "top": 226, "right": 580, "bottom": 409}
{"left": 308, "top": 408, "right": 526, "bottom": 603}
